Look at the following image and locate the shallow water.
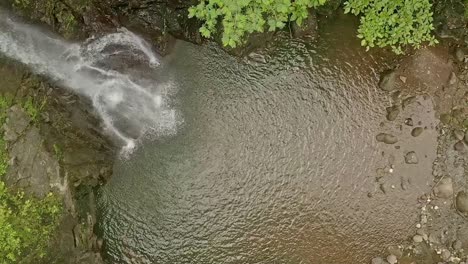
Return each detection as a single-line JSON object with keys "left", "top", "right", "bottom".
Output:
{"left": 98, "top": 15, "right": 438, "bottom": 264}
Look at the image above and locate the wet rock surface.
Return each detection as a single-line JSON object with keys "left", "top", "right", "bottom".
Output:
{"left": 0, "top": 59, "right": 114, "bottom": 264}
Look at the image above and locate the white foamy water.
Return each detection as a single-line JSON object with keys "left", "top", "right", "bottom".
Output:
{"left": 0, "top": 12, "right": 178, "bottom": 154}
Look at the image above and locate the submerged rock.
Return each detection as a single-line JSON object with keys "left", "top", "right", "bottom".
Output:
{"left": 434, "top": 177, "right": 454, "bottom": 198}
{"left": 405, "top": 151, "right": 418, "bottom": 164}
{"left": 413, "top": 235, "right": 424, "bottom": 243}
{"left": 371, "top": 257, "right": 386, "bottom": 264}
{"left": 454, "top": 141, "right": 465, "bottom": 151}
{"left": 387, "top": 254, "right": 397, "bottom": 264}
{"left": 456, "top": 191, "right": 468, "bottom": 213}
{"left": 402, "top": 96, "right": 417, "bottom": 108}
{"left": 376, "top": 133, "right": 399, "bottom": 144}
{"left": 379, "top": 70, "right": 397, "bottom": 91}
{"left": 386, "top": 106, "right": 400, "bottom": 121}
{"left": 453, "top": 240, "right": 463, "bottom": 250}
{"left": 404, "top": 118, "right": 413, "bottom": 126}
{"left": 464, "top": 130, "right": 468, "bottom": 144}
{"left": 411, "top": 127, "right": 424, "bottom": 137}
{"left": 454, "top": 129, "right": 465, "bottom": 141}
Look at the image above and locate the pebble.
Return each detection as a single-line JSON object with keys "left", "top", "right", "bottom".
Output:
{"left": 386, "top": 106, "right": 400, "bottom": 121}
{"left": 411, "top": 127, "right": 423, "bottom": 137}
{"left": 454, "top": 129, "right": 465, "bottom": 141}
{"left": 376, "top": 133, "right": 398, "bottom": 144}
{"left": 434, "top": 177, "right": 453, "bottom": 199}
{"left": 456, "top": 48, "right": 465, "bottom": 62}
{"left": 441, "top": 250, "right": 451, "bottom": 261}
{"left": 404, "top": 151, "right": 418, "bottom": 164}
{"left": 402, "top": 96, "right": 417, "bottom": 108}
{"left": 399, "top": 76, "right": 407, "bottom": 83}
{"left": 413, "top": 235, "right": 424, "bottom": 243}
{"left": 453, "top": 240, "right": 462, "bottom": 250}
{"left": 456, "top": 191, "right": 468, "bottom": 213}
{"left": 387, "top": 246, "right": 403, "bottom": 258}
{"left": 379, "top": 71, "right": 397, "bottom": 91}
{"left": 449, "top": 72, "right": 458, "bottom": 85}
{"left": 416, "top": 223, "right": 421, "bottom": 228}
{"left": 404, "top": 118, "right": 413, "bottom": 126}
{"left": 387, "top": 254, "right": 397, "bottom": 264}
{"left": 371, "top": 257, "right": 385, "bottom": 264}
{"left": 454, "top": 141, "right": 465, "bottom": 151}
{"left": 421, "top": 215, "right": 428, "bottom": 224}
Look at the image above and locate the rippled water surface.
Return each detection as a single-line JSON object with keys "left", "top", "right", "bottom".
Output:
{"left": 98, "top": 15, "right": 438, "bottom": 264}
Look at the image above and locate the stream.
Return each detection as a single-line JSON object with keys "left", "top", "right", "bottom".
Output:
{"left": 98, "top": 15, "right": 439, "bottom": 264}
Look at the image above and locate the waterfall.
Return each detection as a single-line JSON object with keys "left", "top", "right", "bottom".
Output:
{"left": 0, "top": 11, "right": 179, "bottom": 154}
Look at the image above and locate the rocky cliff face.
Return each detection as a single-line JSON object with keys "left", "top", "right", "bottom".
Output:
{"left": 0, "top": 58, "right": 114, "bottom": 264}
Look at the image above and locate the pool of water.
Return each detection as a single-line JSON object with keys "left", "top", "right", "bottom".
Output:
{"left": 98, "top": 14, "right": 438, "bottom": 264}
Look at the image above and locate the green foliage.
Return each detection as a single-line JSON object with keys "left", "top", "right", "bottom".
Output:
{"left": 188, "top": 0, "right": 328, "bottom": 48}
{"left": 0, "top": 186, "right": 61, "bottom": 264}
{"left": 0, "top": 96, "right": 61, "bottom": 263}
{"left": 344, "top": 0, "right": 438, "bottom": 54}
{"left": 189, "top": 0, "right": 438, "bottom": 53}
{"left": 465, "top": 0, "right": 468, "bottom": 18}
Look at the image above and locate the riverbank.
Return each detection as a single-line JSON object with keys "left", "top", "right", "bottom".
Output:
{"left": 1, "top": 0, "right": 468, "bottom": 263}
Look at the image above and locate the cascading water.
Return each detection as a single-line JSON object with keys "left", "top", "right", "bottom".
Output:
{"left": 0, "top": 11, "right": 179, "bottom": 154}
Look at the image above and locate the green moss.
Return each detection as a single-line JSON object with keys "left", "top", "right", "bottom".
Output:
{"left": 23, "top": 96, "right": 47, "bottom": 122}
{"left": 0, "top": 97, "right": 62, "bottom": 264}
{"left": 53, "top": 143, "right": 64, "bottom": 162}
{"left": 12, "top": 0, "right": 90, "bottom": 38}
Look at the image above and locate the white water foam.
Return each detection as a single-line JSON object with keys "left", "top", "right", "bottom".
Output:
{"left": 0, "top": 12, "right": 179, "bottom": 154}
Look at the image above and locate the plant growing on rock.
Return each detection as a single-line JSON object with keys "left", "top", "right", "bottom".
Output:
{"left": 344, "top": 0, "right": 438, "bottom": 54}
{"left": 188, "top": 0, "right": 328, "bottom": 48}
{"left": 0, "top": 97, "right": 61, "bottom": 263}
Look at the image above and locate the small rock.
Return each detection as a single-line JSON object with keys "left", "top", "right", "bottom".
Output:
{"left": 384, "top": 134, "right": 398, "bottom": 144}
{"left": 376, "top": 133, "right": 398, "bottom": 144}
{"left": 379, "top": 71, "right": 397, "bottom": 91}
{"left": 405, "top": 151, "right": 418, "bottom": 164}
{"left": 380, "top": 183, "right": 388, "bottom": 194}
{"left": 464, "top": 131, "right": 468, "bottom": 144}
{"left": 399, "top": 76, "right": 407, "bottom": 83}
{"left": 456, "top": 191, "right": 468, "bottom": 213}
{"left": 386, "top": 106, "right": 400, "bottom": 121}
{"left": 376, "top": 133, "right": 386, "bottom": 142}
{"left": 456, "top": 48, "right": 465, "bottom": 62}
{"left": 411, "top": 127, "right": 423, "bottom": 137}
{"left": 371, "top": 257, "right": 385, "bottom": 264}
{"left": 440, "top": 113, "right": 452, "bottom": 124}
{"left": 449, "top": 72, "right": 458, "bottom": 85}
{"left": 453, "top": 240, "right": 462, "bottom": 250}
{"left": 387, "top": 246, "right": 403, "bottom": 258}
{"left": 454, "top": 141, "right": 465, "bottom": 151}
{"left": 387, "top": 254, "right": 397, "bottom": 264}
{"left": 413, "top": 235, "right": 424, "bottom": 243}
{"left": 441, "top": 250, "right": 451, "bottom": 261}
{"left": 404, "top": 118, "right": 413, "bottom": 126}
{"left": 454, "top": 129, "right": 465, "bottom": 141}
{"left": 402, "top": 96, "right": 417, "bottom": 108}
{"left": 434, "top": 177, "right": 453, "bottom": 199}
